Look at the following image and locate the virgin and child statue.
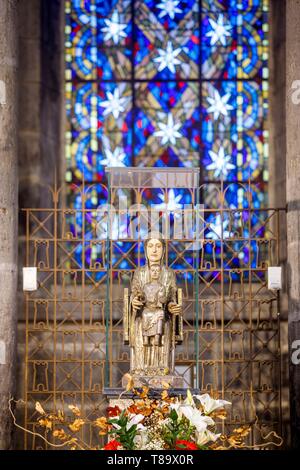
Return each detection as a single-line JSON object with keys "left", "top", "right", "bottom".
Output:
{"left": 123, "top": 235, "right": 184, "bottom": 388}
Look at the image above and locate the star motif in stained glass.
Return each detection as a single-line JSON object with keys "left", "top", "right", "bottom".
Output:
{"left": 154, "top": 113, "right": 182, "bottom": 145}
{"left": 155, "top": 189, "right": 183, "bottom": 213}
{"left": 101, "top": 146, "right": 126, "bottom": 167}
{"left": 156, "top": 0, "right": 183, "bottom": 20}
{"left": 207, "top": 146, "right": 235, "bottom": 178}
{"left": 206, "top": 215, "right": 231, "bottom": 239}
{"left": 101, "top": 10, "right": 127, "bottom": 45}
{"left": 206, "top": 14, "right": 232, "bottom": 46}
{"left": 207, "top": 88, "right": 233, "bottom": 120}
{"left": 153, "top": 41, "right": 183, "bottom": 74}
{"left": 100, "top": 87, "right": 128, "bottom": 119}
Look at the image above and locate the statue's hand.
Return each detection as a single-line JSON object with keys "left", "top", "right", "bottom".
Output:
{"left": 168, "top": 302, "right": 181, "bottom": 315}
{"left": 132, "top": 296, "right": 144, "bottom": 313}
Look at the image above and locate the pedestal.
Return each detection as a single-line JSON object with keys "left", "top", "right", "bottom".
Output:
{"left": 122, "top": 374, "right": 184, "bottom": 389}
{"left": 103, "top": 387, "right": 200, "bottom": 410}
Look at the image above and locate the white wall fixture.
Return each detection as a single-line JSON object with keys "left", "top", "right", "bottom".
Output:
{"left": 23, "top": 267, "right": 38, "bottom": 291}
{"left": 0, "top": 80, "right": 6, "bottom": 105}
{"left": 0, "top": 340, "right": 6, "bottom": 365}
{"left": 268, "top": 266, "right": 282, "bottom": 290}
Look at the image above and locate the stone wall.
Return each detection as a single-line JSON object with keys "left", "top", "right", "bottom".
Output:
{"left": 18, "top": 0, "right": 64, "bottom": 213}
{"left": 0, "top": 0, "right": 18, "bottom": 450}
{"left": 286, "top": 0, "right": 300, "bottom": 450}
{"left": 15, "top": 0, "right": 64, "bottom": 449}
{"left": 269, "top": 0, "right": 289, "bottom": 447}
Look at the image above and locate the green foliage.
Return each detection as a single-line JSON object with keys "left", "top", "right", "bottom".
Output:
{"left": 108, "top": 411, "right": 138, "bottom": 450}
{"left": 162, "top": 410, "right": 196, "bottom": 449}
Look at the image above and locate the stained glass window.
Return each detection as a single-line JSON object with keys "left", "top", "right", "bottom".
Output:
{"left": 65, "top": 0, "right": 269, "bottom": 209}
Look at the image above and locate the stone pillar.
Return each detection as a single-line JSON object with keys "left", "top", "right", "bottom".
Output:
{"left": 269, "top": 0, "right": 286, "bottom": 211}
{"left": 18, "top": 0, "right": 42, "bottom": 211}
{"left": 0, "top": 0, "right": 18, "bottom": 450}
{"left": 18, "top": 0, "right": 64, "bottom": 213}
{"left": 15, "top": 0, "right": 64, "bottom": 449}
{"left": 269, "top": 0, "right": 290, "bottom": 446}
{"left": 286, "top": 0, "right": 300, "bottom": 450}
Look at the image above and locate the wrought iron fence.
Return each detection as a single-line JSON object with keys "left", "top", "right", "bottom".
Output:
{"left": 22, "top": 179, "right": 285, "bottom": 449}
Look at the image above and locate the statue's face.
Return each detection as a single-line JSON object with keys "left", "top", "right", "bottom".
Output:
{"left": 146, "top": 238, "right": 163, "bottom": 264}
{"left": 150, "top": 264, "right": 160, "bottom": 280}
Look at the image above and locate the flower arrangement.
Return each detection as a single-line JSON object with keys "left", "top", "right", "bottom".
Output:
{"left": 99, "top": 388, "right": 238, "bottom": 451}
{"left": 10, "top": 387, "right": 283, "bottom": 450}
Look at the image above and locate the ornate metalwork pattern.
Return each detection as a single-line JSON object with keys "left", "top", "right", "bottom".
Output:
{"left": 23, "top": 180, "right": 285, "bottom": 449}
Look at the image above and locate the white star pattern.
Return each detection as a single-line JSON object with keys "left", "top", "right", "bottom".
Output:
{"left": 155, "top": 189, "right": 183, "bottom": 214}
{"left": 101, "top": 10, "right": 127, "bottom": 44}
{"left": 154, "top": 41, "right": 182, "bottom": 74}
{"left": 207, "top": 146, "right": 235, "bottom": 178}
{"left": 206, "top": 215, "right": 231, "bottom": 239}
{"left": 100, "top": 87, "right": 128, "bottom": 119}
{"left": 101, "top": 146, "right": 126, "bottom": 167}
{"left": 207, "top": 88, "right": 233, "bottom": 120}
{"left": 206, "top": 14, "right": 232, "bottom": 46}
{"left": 154, "top": 113, "right": 182, "bottom": 145}
{"left": 156, "top": 0, "right": 182, "bottom": 20}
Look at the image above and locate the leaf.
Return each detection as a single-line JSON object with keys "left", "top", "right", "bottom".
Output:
{"left": 57, "top": 410, "right": 65, "bottom": 422}
{"left": 108, "top": 418, "right": 118, "bottom": 424}
{"left": 123, "top": 373, "right": 134, "bottom": 392}
{"left": 52, "top": 428, "right": 68, "bottom": 441}
{"left": 68, "top": 405, "right": 81, "bottom": 417}
{"left": 94, "top": 417, "right": 108, "bottom": 432}
{"left": 136, "top": 386, "right": 149, "bottom": 399}
{"left": 35, "top": 402, "right": 46, "bottom": 415}
{"left": 233, "top": 426, "right": 251, "bottom": 437}
{"left": 69, "top": 418, "right": 85, "bottom": 433}
{"left": 38, "top": 418, "right": 52, "bottom": 430}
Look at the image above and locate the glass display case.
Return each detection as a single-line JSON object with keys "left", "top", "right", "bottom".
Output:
{"left": 102, "top": 167, "right": 201, "bottom": 389}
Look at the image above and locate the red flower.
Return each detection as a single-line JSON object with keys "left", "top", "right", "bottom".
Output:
{"left": 103, "top": 439, "right": 122, "bottom": 450}
{"left": 107, "top": 405, "right": 121, "bottom": 417}
{"left": 175, "top": 440, "right": 198, "bottom": 450}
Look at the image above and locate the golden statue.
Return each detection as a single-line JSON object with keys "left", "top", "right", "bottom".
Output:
{"left": 123, "top": 236, "right": 184, "bottom": 388}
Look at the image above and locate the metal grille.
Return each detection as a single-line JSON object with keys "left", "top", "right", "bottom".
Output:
{"left": 22, "top": 180, "right": 285, "bottom": 449}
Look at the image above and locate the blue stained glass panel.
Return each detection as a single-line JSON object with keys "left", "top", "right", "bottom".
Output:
{"left": 65, "top": 0, "right": 269, "bottom": 272}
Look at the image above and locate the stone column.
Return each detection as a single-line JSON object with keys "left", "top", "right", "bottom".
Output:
{"left": 286, "top": 0, "right": 300, "bottom": 450}
{"left": 0, "top": 0, "right": 18, "bottom": 450}
{"left": 269, "top": 0, "right": 286, "bottom": 211}
{"left": 18, "top": 0, "right": 64, "bottom": 213}
{"left": 268, "top": 0, "right": 290, "bottom": 446}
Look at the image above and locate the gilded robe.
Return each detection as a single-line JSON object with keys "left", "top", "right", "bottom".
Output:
{"left": 129, "top": 264, "right": 179, "bottom": 375}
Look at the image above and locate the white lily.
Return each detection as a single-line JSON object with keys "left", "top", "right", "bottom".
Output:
{"left": 181, "top": 406, "right": 214, "bottom": 432}
{"left": 111, "top": 413, "right": 145, "bottom": 432}
{"left": 170, "top": 392, "right": 217, "bottom": 432}
{"left": 195, "top": 393, "right": 231, "bottom": 414}
{"left": 126, "top": 413, "right": 146, "bottom": 431}
{"left": 197, "top": 429, "right": 221, "bottom": 446}
{"left": 170, "top": 402, "right": 183, "bottom": 420}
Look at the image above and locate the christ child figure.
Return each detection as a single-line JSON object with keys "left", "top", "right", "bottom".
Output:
{"left": 139, "top": 263, "right": 168, "bottom": 347}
